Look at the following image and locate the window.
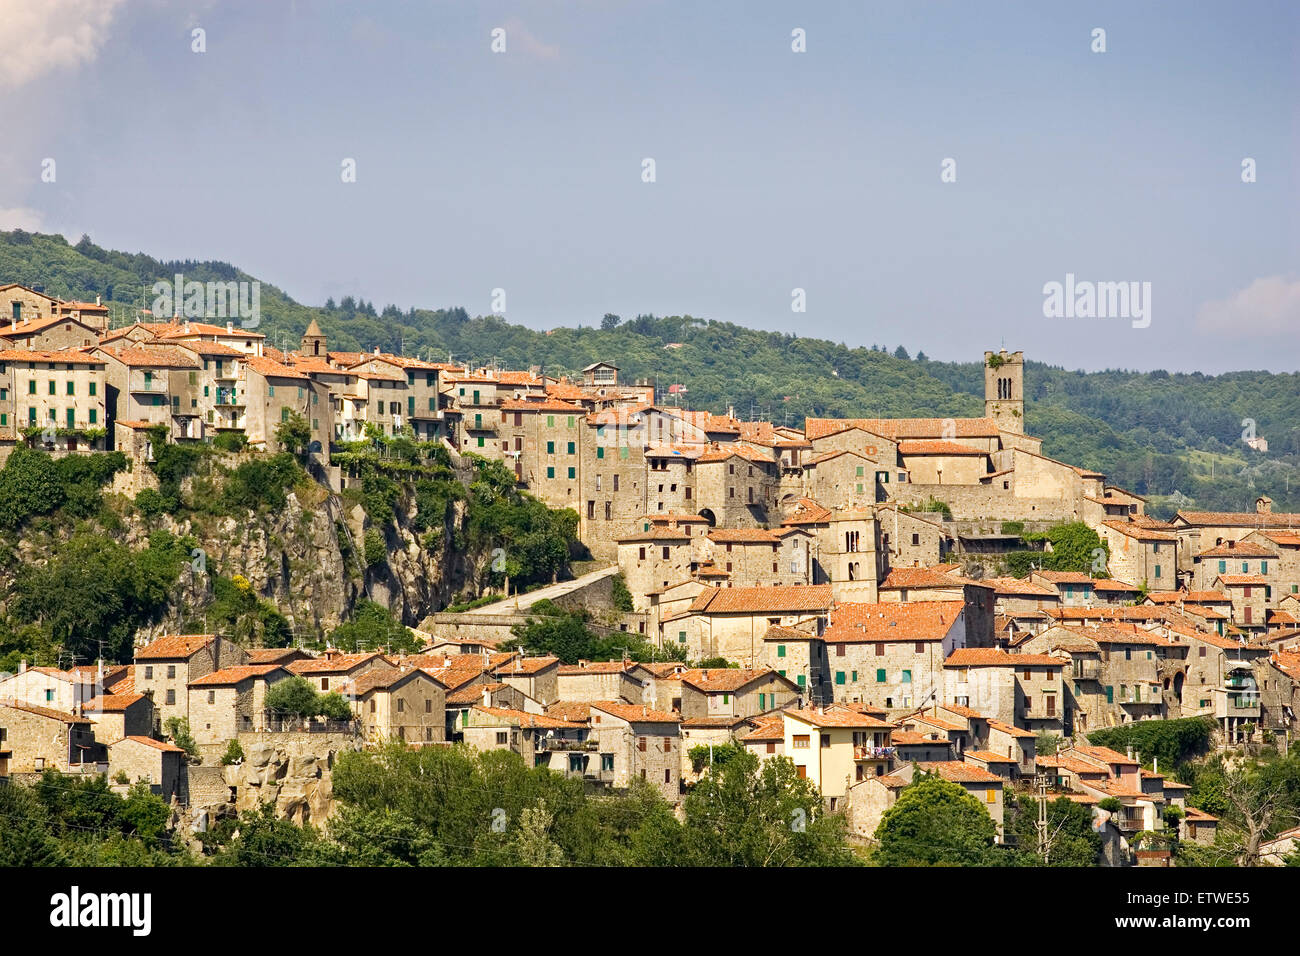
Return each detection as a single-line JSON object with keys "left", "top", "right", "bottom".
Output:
{"left": 821, "top": 735, "right": 831, "bottom": 748}
{"left": 777, "top": 644, "right": 786, "bottom": 658}
{"left": 568, "top": 467, "right": 575, "bottom": 479}
{"left": 602, "top": 754, "right": 615, "bottom": 772}
{"left": 425, "top": 699, "right": 432, "bottom": 713}
{"left": 66, "top": 381, "right": 74, "bottom": 395}
{"left": 835, "top": 671, "right": 845, "bottom": 685}
{"left": 876, "top": 668, "right": 886, "bottom": 683}
{"left": 986, "top": 789, "right": 996, "bottom": 804}
{"left": 167, "top": 665, "right": 176, "bottom": 679}
{"left": 567, "top": 441, "right": 575, "bottom": 454}
{"left": 144, "top": 666, "right": 153, "bottom": 679}
{"left": 915, "top": 641, "right": 925, "bottom": 653}
{"left": 496, "top": 732, "right": 508, "bottom": 745}
{"left": 166, "top": 690, "right": 175, "bottom": 705}
{"left": 547, "top": 441, "right": 555, "bottom": 454}
{"left": 638, "top": 737, "right": 647, "bottom": 752}
{"left": 88, "top": 382, "right": 96, "bottom": 396}
{"left": 597, "top": 446, "right": 604, "bottom": 459}
{"left": 208, "top": 691, "right": 215, "bottom": 704}
{"left": 875, "top": 643, "right": 884, "bottom": 656}
{"left": 901, "top": 670, "right": 912, "bottom": 683}
{"left": 546, "top": 466, "right": 555, "bottom": 478}
{"left": 797, "top": 674, "right": 806, "bottom": 687}
{"left": 1105, "top": 686, "right": 1114, "bottom": 703}
{"left": 792, "top": 734, "right": 810, "bottom": 749}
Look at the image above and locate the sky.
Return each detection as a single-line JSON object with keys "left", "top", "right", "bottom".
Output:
{"left": 0, "top": 0, "right": 1296, "bottom": 373}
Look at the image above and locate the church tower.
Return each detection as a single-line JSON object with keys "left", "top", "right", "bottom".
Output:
{"left": 301, "top": 317, "right": 326, "bottom": 358}
{"left": 984, "top": 350, "right": 1024, "bottom": 434}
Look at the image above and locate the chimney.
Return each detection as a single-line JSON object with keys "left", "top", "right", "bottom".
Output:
{"left": 95, "top": 295, "right": 102, "bottom": 307}
{"left": 482, "top": 687, "right": 491, "bottom": 707}
{"left": 226, "top": 321, "right": 233, "bottom": 334}
{"left": 19, "top": 658, "right": 27, "bottom": 674}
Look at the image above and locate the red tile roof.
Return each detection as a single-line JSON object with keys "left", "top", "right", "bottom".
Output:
{"left": 824, "top": 601, "right": 964, "bottom": 644}
{"left": 688, "top": 584, "right": 832, "bottom": 615}
{"left": 135, "top": 633, "right": 217, "bottom": 660}
{"left": 188, "top": 664, "right": 284, "bottom": 687}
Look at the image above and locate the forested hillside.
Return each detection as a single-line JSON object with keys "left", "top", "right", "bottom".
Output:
{"left": 3, "top": 228, "right": 1297, "bottom": 517}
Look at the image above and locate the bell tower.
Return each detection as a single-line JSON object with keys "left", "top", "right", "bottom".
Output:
{"left": 301, "top": 317, "right": 326, "bottom": 358}
{"left": 984, "top": 350, "right": 1024, "bottom": 433}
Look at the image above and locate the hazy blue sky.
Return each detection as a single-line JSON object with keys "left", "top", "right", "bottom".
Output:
{"left": 1, "top": 0, "right": 1296, "bottom": 372}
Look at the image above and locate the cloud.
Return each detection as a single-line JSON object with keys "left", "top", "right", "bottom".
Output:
{"left": 1196, "top": 275, "right": 1300, "bottom": 335}
{"left": 0, "top": 207, "right": 44, "bottom": 231}
{"left": 0, "top": 0, "right": 126, "bottom": 91}
{"left": 503, "top": 18, "right": 560, "bottom": 61}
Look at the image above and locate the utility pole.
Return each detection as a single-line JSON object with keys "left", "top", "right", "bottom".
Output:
{"left": 1035, "top": 770, "right": 1050, "bottom": 864}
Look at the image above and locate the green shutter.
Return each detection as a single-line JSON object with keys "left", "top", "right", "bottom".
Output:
{"left": 876, "top": 669, "right": 886, "bottom": 683}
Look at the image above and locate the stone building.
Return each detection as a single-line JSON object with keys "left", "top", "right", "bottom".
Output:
{"left": 348, "top": 667, "right": 446, "bottom": 744}
{"left": 107, "top": 736, "right": 184, "bottom": 802}
{"left": 820, "top": 600, "right": 967, "bottom": 712}
{"left": 84, "top": 692, "right": 155, "bottom": 743}
{"left": 677, "top": 668, "right": 800, "bottom": 720}
{"left": 492, "top": 655, "right": 560, "bottom": 706}
{"left": 588, "top": 700, "right": 682, "bottom": 802}
{"left": 135, "top": 633, "right": 249, "bottom": 731}
{"left": 187, "top": 664, "right": 291, "bottom": 756}
{"left": 0, "top": 700, "right": 98, "bottom": 772}
{"left": 759, "top": 625, "right": 831, "bottom": 704}
{"left": 668, "top": 584, "right": 833, "bottom": 665}
{"left": 783, "top": 706, "right": 895, "bottom": 809}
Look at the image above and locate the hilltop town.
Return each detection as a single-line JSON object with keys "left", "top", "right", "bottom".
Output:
{"left": 3, "top": 281, "right": 1300, "bottom": 865}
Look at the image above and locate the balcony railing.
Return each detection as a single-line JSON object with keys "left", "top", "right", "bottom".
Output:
{"left": 1072, "top": 662, "right": 1102, "bottom": 681}
{"left": 537, "top": 738, "right": 598, "bottom": 752}
{"left": 854, "top": 745, "right": 895, "bottom": 760}
{"left": 129, "top": 376, "right": 168, "bottom": 393}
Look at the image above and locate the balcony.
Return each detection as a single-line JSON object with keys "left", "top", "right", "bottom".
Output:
{"left": 1072, "top": 661, "right": 1102, "bottom": 681}
{"left": 129, "top": 375, "right": 168, "bottom": 393}
{"left": 854, "top": 745, "right": 896, "bottom": 761}
{"left": 536, "top": 737, "right": 598, "bottom": 752}
{"left": 1216, "top": 691, "right": 1260, "bottom": 719}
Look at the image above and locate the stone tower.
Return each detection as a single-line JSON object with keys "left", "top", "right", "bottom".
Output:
{"left": 984, "top": 349, "right": 1024, "bottom": 434}
{"left": 301, "top": 317, "right": 326, "bottom": 358}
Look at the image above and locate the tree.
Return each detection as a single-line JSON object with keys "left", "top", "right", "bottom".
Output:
{"left": 601, "top": 313, "right": 622, "bottom": 330}
{"left": 330, "top": 600, "right": 418, "bottom": 653}
{"left": 275, "top": 410, "right": 312, "bottom": 460}
{"left": 509, "top": 799, "right": 566, "bottom": 866}
{"left": 164, "top": 717, "right": 201, "bottom": 762}
{"left": 874, "top": 774, "right": 1001, "bottom": 866}
{"left": 0, "top": 782, "right": 66, "bottom": 866}
{"left": 668, "top": 751, "right": 857, "bottom": 866}
{"left": 1005, "top": 794, "right": 1101, "bottom": 866}
{"left": 265, "top": 676, "right": 321, "bottom": 717}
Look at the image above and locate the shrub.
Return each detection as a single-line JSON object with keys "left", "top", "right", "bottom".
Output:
{"left": 221, "top": 739, "right": 245, "bottom": 766}
{"left": 212, "top": 432, "right": 247, "bottom": 453}
{"left": 164, "top": 717, "right": 201, "bottom": 763}
{"left": 363, "top": 527, "right": 387, "bottom": 567}
{"left": 135, "top": 488, "right": 167, "bottom": 518}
